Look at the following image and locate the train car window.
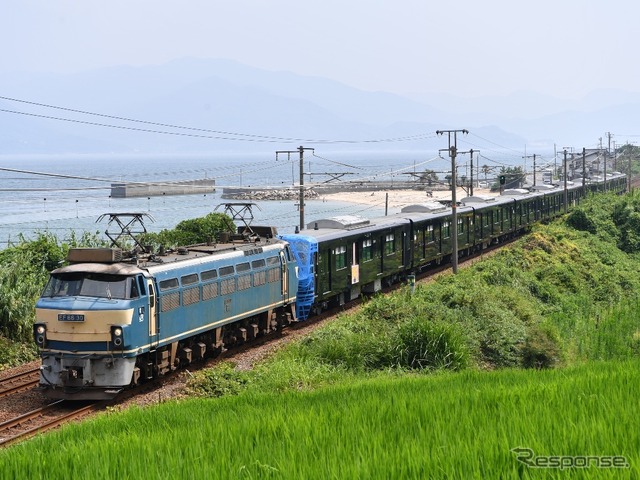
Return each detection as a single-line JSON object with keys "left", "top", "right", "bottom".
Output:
{"left": 219, "top": 266, "right": 235, "bottom": 277}
{"left": 159, "top": 278, "right": 179, "bottom": 291}
{"left": 201, "top": 269, "right": 218, "bottom": 281}
{"left": 236, "top": 262, "right": 251, "bottom": 273}
{"left": 181, "top": 273, "right": 199, "bottom": 286}
{"left": 426, "top": 225, "right": 435, "bottom": 242}
{"left": 385, "top": 234, "right": 395, "bottom": 255}
{"left": 458, "top": 217, "right": 464, "bottom": 233}
{"left": 442, "top": 222, "right": 450, "bottom": 239}
{"left": 334, "top": 245, "right": 347, "bottom": 269}
{"left": 362, "top": 238, "right": 373, "bottom": 261}
{"left": 252, "top": 259, "right": 266, "bottom": 269}
{"left": 266, "top": 256, "right": 280, "bottom": 266}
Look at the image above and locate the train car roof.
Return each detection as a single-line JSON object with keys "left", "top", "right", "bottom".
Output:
{"left": 292, "top": 180, "right": 610, "bottom": 243}
{"left": 142, "top": 239, "right": 286, "bottom": 276}
{"left": 54, "top": 238, "right": 287, "bottom": 277}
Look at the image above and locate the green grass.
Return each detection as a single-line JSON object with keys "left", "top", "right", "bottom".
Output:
{"left": 1, "top": 361, "right": 637, "bottom": 479}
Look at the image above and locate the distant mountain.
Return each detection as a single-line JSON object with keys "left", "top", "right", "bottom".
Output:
{"left": 0, "top": 58, "right": 635, "bottom": 155}
{"left": 408, "top": 89, "right": 640, "bottom": 148}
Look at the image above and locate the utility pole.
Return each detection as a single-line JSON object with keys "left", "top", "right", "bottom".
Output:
{"left": 629, "top": 151, "right": 633, "bottom": 191}
{"left": 456, "top": 149, "right": 475, "bottom": 196}
{"left": 276, "top": 146, "right": 314, "bottom": 231}
{"left": 582, "top": 148, "right": 586, "bottom": 189}
{"left": 470, "top": 149, "right": 475, "bottom": 195}
{"left": 563, "top": 149, "right": 568, "bottom": 214}
{"left": 523, "top": 154, "right": 537, "bottom": 186}
{"left": 436, "top": 128, "right": 468, "bottom": 274}
{"left": 600, "top": 137, "right": 607, "bottom": 191}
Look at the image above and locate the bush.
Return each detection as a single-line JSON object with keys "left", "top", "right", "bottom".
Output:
{"left": 0, "top": 336, "right": 38, "bottom": 370}
{"left": 566, "top": 208, "right": 597, "bottom": 234}
{"left": 521, "top": 323, "right": 563, "bottom": 369}
{"left": 185, "top": 362, "right": 250, "bottom": 397}
{"left": 395, "top": 318, "right": 469, "bottom": 371}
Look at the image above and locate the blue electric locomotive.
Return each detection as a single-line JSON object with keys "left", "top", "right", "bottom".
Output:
{"left": 34, "top": 234, "right": 298, "bottom": 400}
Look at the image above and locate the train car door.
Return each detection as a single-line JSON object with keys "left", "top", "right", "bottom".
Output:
{"left": 280, "top": 250, "right": 290, "bottom": 303}
{"left": 147, "top": 279, "right": 159, "bottom": 349}
{"left": 351, "top": 240, "right": 360, "bottom": 285}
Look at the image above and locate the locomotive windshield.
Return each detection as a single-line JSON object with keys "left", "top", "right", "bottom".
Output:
{"left": 42, "top": 273, "right": 139, "bottom": 300}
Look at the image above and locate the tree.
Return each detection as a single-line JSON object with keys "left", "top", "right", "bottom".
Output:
{"left": 498, "top": 166, "right": 525, "bottom": 190}
{"left": 139, "top": 212, "right": 235, "bottom": 250}
{"left": 419, "top": 169, "right": 439, "bottom": 187}
{"left": 482, "top": 164, "right": 491, "bottom": 185}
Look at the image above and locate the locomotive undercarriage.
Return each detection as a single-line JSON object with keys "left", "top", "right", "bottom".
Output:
{"left": 39, "top": 354, "right": 138, "bottom": 400}
{"left": 132, "top": 304, "right": 296, "bottom": 387}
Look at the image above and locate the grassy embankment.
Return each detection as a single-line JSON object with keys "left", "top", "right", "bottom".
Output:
{"left": 1, "top": 192, "right": 640, "bottom": 477}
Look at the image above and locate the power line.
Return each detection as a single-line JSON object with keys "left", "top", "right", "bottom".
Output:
{"left": 0, "top": 95, "right": 437, "bottom": 145}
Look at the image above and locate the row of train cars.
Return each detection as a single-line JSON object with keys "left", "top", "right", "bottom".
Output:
{"left": 34, "top": 173, "right": 627, "bottom": 399}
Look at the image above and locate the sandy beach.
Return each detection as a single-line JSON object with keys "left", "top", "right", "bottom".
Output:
{"left": 321, "top": 187, "right": 497, "bottom": 210}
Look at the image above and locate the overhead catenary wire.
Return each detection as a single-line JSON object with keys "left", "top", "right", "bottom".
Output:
{"left": 0, "top": 95, "right": 437, "bottom": 145}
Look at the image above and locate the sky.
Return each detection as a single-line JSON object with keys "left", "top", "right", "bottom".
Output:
{"left": 2, "top": 1, "right": 639, "bottom": 99}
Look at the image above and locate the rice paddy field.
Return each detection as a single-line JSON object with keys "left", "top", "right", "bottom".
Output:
{"left": 1, "top": 360, "right": 637, "bottom": 479}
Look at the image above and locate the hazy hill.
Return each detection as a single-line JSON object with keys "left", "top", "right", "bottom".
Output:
{"left": 0, "top": 58, "right": 636, "bottom": 155}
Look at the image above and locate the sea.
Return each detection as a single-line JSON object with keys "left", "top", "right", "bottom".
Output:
{"left": 0, "top": 150, "right": 470, "bottom": 249}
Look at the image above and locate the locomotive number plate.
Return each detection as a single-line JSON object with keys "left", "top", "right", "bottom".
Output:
{"left": 58, "top": 313, "right": 85, "bottom": 322}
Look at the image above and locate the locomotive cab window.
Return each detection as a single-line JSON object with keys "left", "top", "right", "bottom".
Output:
{"left": 42, "top": 273, "right": 140, "bottom": 300}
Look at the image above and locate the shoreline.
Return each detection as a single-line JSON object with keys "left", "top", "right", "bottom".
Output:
{"left": 320, "top": 187, "right": 496, "bottom": 210}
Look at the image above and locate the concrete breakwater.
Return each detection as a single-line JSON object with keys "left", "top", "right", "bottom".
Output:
{"left": 110, "top": 179, "right": 216, "bottom": 198}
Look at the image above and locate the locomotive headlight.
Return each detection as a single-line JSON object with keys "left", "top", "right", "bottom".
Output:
{"left": 111, "top": 326, "right": 124, "bottom": 348}
{"left": 33, "top": 324, "right": 46, "bottom": 347}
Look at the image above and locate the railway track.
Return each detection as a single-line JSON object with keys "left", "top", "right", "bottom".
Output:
{"left": 0, "top": 399, "right": 101, "bottom": 447}
{"left": 0, "top": 368, "right": 40, "bottom": 399}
